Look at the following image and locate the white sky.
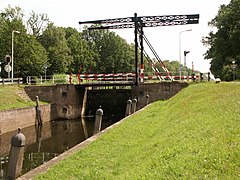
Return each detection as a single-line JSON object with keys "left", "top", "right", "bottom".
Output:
{"left": 1, "top": 0, "right": 230, "bottom": 72}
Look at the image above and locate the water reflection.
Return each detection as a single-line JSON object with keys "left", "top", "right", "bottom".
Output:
{"left": 81, "top": 117, "right": 89, "bottom": 139}
{"left": 0, "top": 116, "right": 119, "bottom": 179}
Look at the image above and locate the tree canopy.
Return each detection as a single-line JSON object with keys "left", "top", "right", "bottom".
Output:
{"left": 203, "top": 0, "right": 240, "bottom": 80}
{"left": 0, "top": 5, "right": 186, "bottom": 79}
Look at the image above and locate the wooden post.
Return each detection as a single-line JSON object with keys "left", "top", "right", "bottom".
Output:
{"left": 93, "top": 106, "right": 103, "bottom": 135}
{"left": 208, "top": 72, "right": 210, "bottom": 82}
{"left": 0, "top": 168, "right": 3, "bottom": 179}
{"left": 35, "top": 96, "right": 42, "bottom": 125}
{"left": 146, "top": 95, "right": 150, "bottom": 105}
{"left": 125, "top": 99, "right": 132, "bottom": 117}
{"left": 131, "top": 98, "right": 137, "bottom": 113}
{"left": 7, "top": 128, "right": 26, "bottom": 179}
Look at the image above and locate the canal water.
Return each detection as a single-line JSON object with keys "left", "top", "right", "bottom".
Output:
{"left": 0, "top": 116, "right": 121, "bottom": 179}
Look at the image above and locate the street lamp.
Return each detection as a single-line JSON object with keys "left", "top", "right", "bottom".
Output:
{"left": 44, "top": 64, "right": 48, "bottom": 82}
{"left": 12, "top": 30, "right": 20, "bottom": 82}
{"left": 179, "top": 29, "right": 192, "bottom": 81}
{"left": 232, "top": 60, "right": 237, "bottom": 81}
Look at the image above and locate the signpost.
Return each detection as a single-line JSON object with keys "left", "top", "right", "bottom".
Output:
{"left": 4, "top": 55, "right": 12, "bottom": 79}
{"left": 5, "top": 65, "right": 12, "bottom": 79}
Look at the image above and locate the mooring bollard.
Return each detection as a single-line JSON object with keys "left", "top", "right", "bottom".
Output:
{"left": 131, "top": 98, "right": 137, "bottom": 114}
{"left": 0, "top": 168, "right": 3, "bottom": 179}
{"left": 146, "top": 95, "right": 150, "bottom": 105}
{"left": 125, "top": 98, "right": 132, "bottom": 117}
{"left": 93, "top": 106, "right": 103, "bottom": 135}
{"left": 7, "top": 128, "right": 26, "bottom": 180}
{"left": 35, "top": 96, "right": 42, "bottom": 125}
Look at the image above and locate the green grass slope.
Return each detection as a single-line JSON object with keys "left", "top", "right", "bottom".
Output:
{"left": 0, "top": 85, "right": 36, "bottom": 111}
{"left": 36, "top": 82, "right": 240, "bottom": 179}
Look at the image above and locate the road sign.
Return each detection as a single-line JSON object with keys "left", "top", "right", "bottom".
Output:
{"left": 5, "top": 55, "right": 11, "bottom": 63}
{"left": 4, "top": 64, "right": 12, "bottom": 72}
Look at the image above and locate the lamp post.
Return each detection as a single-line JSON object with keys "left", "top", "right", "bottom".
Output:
{"left": 44, "top": 64, "right": 48, "bottom": 82}
{"left": 179, "top": 29, "right": 192, "bottom": 81}
{"left": 232, "top": 60, "right": 237, "bottom": 81}
{"left": 12, "top": 30, "right": 20, "bottom": 82}
{"left": 192, "top": 61, "right": 194, "bottom": 75}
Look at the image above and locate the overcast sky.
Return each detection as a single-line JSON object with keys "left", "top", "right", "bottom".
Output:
{"left": 1, "top": 0, "right": 231, "bottom": 73}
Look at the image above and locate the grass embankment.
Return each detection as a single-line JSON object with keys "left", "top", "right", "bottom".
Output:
{"left": 0, "top": 85, "right": 36, "bottom": 111}
{"left": 36, "top": 82, "right": 240, "bottom": 179}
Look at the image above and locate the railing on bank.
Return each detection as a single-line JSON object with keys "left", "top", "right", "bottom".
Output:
{"left": 0, "top": 78, "right": 23, "bottom": 85}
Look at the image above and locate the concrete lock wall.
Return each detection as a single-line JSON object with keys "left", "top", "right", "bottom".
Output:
{"left": 25, "top": 84, "right": 83, "bottom": 120}
{"left": 25, "top": 83, "right": 188, "bottom": 120}
{"left": 0, "top": 82, "right": 187, "bottom": 134}
{"left": 0, "top": 105, "right": 51, "bottom": 135}
{"left": 132, "top": 82, "right": 188, "bottom": 109}
{"left": 24, "top": 86, "right": 55, "bottom": 103}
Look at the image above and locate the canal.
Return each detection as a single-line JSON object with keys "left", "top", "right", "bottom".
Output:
{"left": 0, "top": 116, "right": 121, "bottom": 179}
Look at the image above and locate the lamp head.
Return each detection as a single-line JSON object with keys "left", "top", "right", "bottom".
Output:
{"left": 184, "top": 51, "right": 190, "bottom": 56}
{"left": 13, "top": 30, "right": 20, "bottom": 34}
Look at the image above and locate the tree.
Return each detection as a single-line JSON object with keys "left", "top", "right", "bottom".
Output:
{"left": 16, "top": 34, "right": 48, "bottom": 77}
{"left": 64, "top": 27, "right": 98, "bottom": 74}
{"left": 203, "top": 0, "right": 240, "bottom": 80}
{"left": 39, "top": 23, "right": 73, "bottom": 74}
{"left": 0, "top": 6, "right": 48, "bottom": 78}
{"left": 0, "top": 5, "right": 25, "bottom": 62}
{"left": 27, "top": 11, "right": 49, "bottom": 38}
{"left": 83, "top": 28, "right": 135, "bottom": 73}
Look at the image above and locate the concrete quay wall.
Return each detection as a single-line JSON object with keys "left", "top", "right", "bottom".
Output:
{"left": 0, "top": 105, "right": 51, "bottom": 134}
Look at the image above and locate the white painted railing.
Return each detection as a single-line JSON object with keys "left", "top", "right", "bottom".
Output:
{"left": 0, "top": 78, "right": 23, "bottom": 85}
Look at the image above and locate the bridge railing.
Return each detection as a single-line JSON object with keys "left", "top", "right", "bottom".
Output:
{"left": 26, "top": 73, "right": 136, "bottom": 85}
{"left": 26, "top": 72, "right": 211, "bottom": 85}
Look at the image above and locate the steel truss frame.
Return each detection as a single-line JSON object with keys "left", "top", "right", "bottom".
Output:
{"left": 79, "top": 13, "right": 199, "bottom": 85}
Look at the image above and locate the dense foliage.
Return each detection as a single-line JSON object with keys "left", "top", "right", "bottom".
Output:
{"left": 203, "top": 0, "right": 240, "bottom": 80}
{"left": 0, "top": 5, "right": 192, "bottom": 79}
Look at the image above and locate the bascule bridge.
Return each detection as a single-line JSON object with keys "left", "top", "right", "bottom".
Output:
{"left": 26, "top": 13, "right": 200, "bottom": 120}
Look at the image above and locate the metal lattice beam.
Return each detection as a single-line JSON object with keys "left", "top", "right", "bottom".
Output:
{"left": 79, "top": 14, "right": 199, "bottom": 30}
{"left": 79, "top": 17, "right": 133, "bottom": 25}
